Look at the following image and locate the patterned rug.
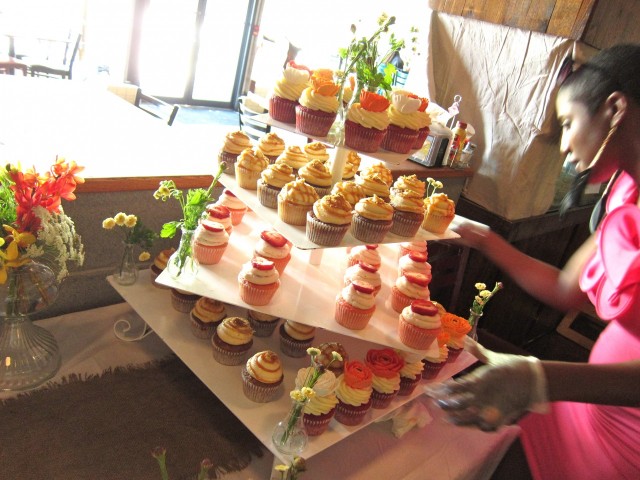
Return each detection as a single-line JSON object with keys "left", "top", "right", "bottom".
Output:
{"left": 0, "top": 356, "right": 264, "bottom": 480}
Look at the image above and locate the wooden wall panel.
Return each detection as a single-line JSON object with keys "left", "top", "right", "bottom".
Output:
{"left": 582, "top": 0, "right": 640, "bottom": 49}
{"left": 547, "top": 0, "right": 595, "bottom": 38}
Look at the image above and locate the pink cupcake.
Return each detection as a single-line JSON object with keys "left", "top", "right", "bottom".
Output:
{"left": 398, "top": 300, "right": 442, "bottom": 349}
{"left": 398, "top": 251, "right": 432, "bottom": 280}
{"left": 253, "top": 230, "right": 292, "bottom": 276}
{"left": 347, "top": 244, "right": 381, "bottom": 269}
{"left": 344, "top": 261, "right": 382, "bottom": 296}
{"left": 204, "top": 204, "right": 233, "bottom": 235}
{"left": 365, "top": 348, "right": 404, "bottom": 409}
{"left": 238, "top": 257, "right": 280, "bottom": 306}
{"left": 214, "top": 189, "right": 247, "bottom": 226}
{"left": 390, "top": 272, "right": 431, "bottom": 314}
{"left": 192, "top": 220, "right": 229, "bottom": 265}
{"left": 335, "top": 281, "right": 376, "bottom": 330}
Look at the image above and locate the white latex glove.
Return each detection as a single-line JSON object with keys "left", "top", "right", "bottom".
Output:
{"left": 425, "top": 337, "right": 548, "bottom": 431}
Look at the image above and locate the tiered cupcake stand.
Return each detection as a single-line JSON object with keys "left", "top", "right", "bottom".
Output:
{"left": 108, "top": 122, "right": 477, "bottom": 463}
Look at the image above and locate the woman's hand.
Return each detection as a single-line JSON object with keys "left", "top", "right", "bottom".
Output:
{"left": 450, "top": 221, "right": 493, "bottom": 250}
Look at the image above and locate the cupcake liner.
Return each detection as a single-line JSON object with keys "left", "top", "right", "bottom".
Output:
{"left": 446, "top": 346, "right": 464, "bottom": 363}
{"left": 189, "top": 313, "right": 220, "bottom": 339}
{"left": 306, "top": 212, "right": 350, "bottom": 247}
{"left": 421, "top": 212, "right": 454, "bottom": 234}
{"left": 211, "top": 337, "right": 253, "bottom": 366}
{"left": 344, "top": 120, "right": 387, "bottom": 153}
{"left": 227, "top": 207, "right": 247, "bottom": 226}
{"left": 334, "top": 297, "right": 374, "bottom": 330}
{"left": 390, "top": 287, "right": 416, "bottom": 314}
{"left": 255, "top": 253, "right": 291, "bottom": 276}
{"left": 308, "top": 184, "right": 332, "bottom": 198}
{"left": 235, "top": 164, "right": 262, "bottom": 190}
{"left": 257, "top": 181, "right": 280, "bottom": 209}
{"left": 241, "top": 366, "right": 283, "bottom": 403}
{"left": 278, "top": 197, "right": 312, "bottom": 226}
{"left": 303, "top": 409, "right": 335, "bottom": 436}
{"left": 247, "top": 317, "right": 280, "bottom": 337}
{"left": 218, "top": 150, "right": 240, "bottom": 174}
{"left": 295, "top": 105, "right": 337, "bottom": 137}
{"left": 334, "top": 399, "right": 371, "bottom": 426}
{"left": 421, "top": 360, "right": 446, "bottom": 380}
{"left": 239, "top": 279, "right": 279, "bottom": 306}
{"left": 279, "top": 327, "right": 314, "bottom": 357}
{"left": 398, "top": 374, "right": 422, "bottom": 396}
{"left": 351, "top": 215, "right": 393, "bottom": 244}
{"left": 269, "top": 96, "right": 298, "bottom": 124}
{"left": 371, "top": 388, "right": 398, "bottom": 409}
{"left": 398, "top": 318, "right": 440, "bottom": 350}
{"left": 149, "top": 265, "right": 170, "bottom": 289}
{"left": 193, "top": 242, "right": 227, "bottom": 265}
{"left": 391, "top": 210, "right": 424, "bottom": 237}
{"left": 381, "top": 125, "right": 419, "bottom": 154}
{"left": 170, "top": 290, "right": 200, "bottom": 313}
{"left": 413, "top": 127, "right": 430, "bottom": 149}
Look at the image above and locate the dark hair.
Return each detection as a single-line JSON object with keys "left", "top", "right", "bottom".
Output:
{"left": 559, "top": 44, "right": 640, "bottom": 114}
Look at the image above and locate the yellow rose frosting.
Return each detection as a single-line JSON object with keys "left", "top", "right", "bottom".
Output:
{"left": 391, "top": 189, "right": 426, "bottom": 214}
{"left": 355, "top": 173, "right": 391, "bottom": 198}
{"left": 257, "top": 132, "right": 285, "bottom": 157}
{"left": 278, "top": 179, "right": 319, "bottom": 207}
{"left": 221, "top": 130, "right": 252, "bottom": 154}
{"left": 276, "top": 145, "right": 309, "bottom": 170}
{"left": 260, "top": 162, "right": 295, "bottom": 188}
{"left": 392, "top": 174, "right": 426, "bottom": 197}
{"left": 346, "top": 103, "right": 390, "bottom": 130}
{"left": 272, "top": 66, "right": 310, "bottom": 101}
{"left": 236, "top": 147, "right": 268, "bottom": 172}
{"left": 359, "top": 162, "right": 393, "bottom": 186}
{"left": 331, "top": 181, "right": 366, "bottom": 207}
{"left": 299, "top": 86, "right": 339, "bottom": 113}
{"left": 313, "top": 193, "right": 353, "bottom": 225}
{"left": 354, "top": 195, "right": 393, "bottom": 221}
{"left": 298, "top": 159, "right": 332, "bottom": 187}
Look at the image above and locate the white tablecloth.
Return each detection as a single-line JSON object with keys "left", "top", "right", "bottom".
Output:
{"left": 1, "top": 303, "right": 519, "bottom": 479}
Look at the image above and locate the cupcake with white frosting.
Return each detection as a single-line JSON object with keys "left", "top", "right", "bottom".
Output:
{"left": 398, "top": 299, "right": 442, "bottom": 349}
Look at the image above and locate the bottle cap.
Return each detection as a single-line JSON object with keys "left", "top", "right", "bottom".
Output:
{"left": 457, "top": 121, "right": 467, "bottom": 129}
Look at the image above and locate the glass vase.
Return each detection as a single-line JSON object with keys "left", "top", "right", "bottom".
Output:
{"left": 468, "top": 309, "right": 483, "bottom": 341}
{"left": 272, "top": 399, "right": 309, "bottom": 457}
{"left": 0, "top": 261, "right": 61, "bottom": 391}
{"left": 166, "top": 227, "right": 199, "bottom": 280}
{"left": 114, "top": 241, "right": 138, "bottom": 286}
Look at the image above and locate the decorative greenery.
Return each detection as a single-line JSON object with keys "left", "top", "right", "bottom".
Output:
{"left": 274, "top": 456, "right": 307, "bottom": 480}
{"left": 151, "top": 447, "right": 213, "bottom": 480}
{"left": 102, "top": 212, "right": 155, "bottom": 262}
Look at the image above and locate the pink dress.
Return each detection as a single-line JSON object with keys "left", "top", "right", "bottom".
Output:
{"left": 519, "top": 172, "right": 640, "bottom": 479}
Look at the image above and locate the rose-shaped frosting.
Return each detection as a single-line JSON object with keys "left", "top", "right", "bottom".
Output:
{"left": 299, "top": 86, "right": 339, "bottom": 113}
{"left": 346, "top": 103, "right": 390, "bottom": 130}
{"left": 248, "top": 309, "right": 279, "bottom": 322}
{"left": 331, "top": 181, "right": 366, "bottom": 207}
{"left": 295, "top": 367, "right": 337, "bottom": 397}
{"left": 401, "top": 303, "right": 441, "bottom": 330}
{"left": 354, "top": 195, "right": 393, "bottom": 221}
{"left": 359, "top": 162, "right": 393, "bottom": 186}
{"left": 246, "top": 350, "right": 283, "bottom": 383}
{"left": 395, "top": 274, "right": 430, "bottom": 300}
{"left": 342, "top": 360, "right": 373, "bottom": 389}
{"left": 257, "top": 132, "right": 285, "bottom": 157}
{"left": 339, "top": 283, "right": 376, "bottom": 310}
{"left": 392, "top": 175, "right": 426, "bottom": 197}
{"left": 355, "top": 173, "right": 390, "bottom": 198}
{"left": 304, "top": 142, "right": 330, "bottom": 162}
{"left": 278, "top": 179, "right": 319, "bottom": 207}
{"left": 365, "top": 348, "right": 404, "bottom": 379}
{"left": 283, "top": 320, "right": 316, "bottom": 340}
{"left": 304, "top": 392, "right": 339, "bottom": 415}
{"left": 221, "top": 130, "right": 252, "bottom": 154}
{"left": 236, "top": 147, "right": 269, "bottom": 172}
{"left": 425, "top": 193, "right": 455, "bottom": 217}
{"left": 299, "top": 159, "right": 332, "bottom": 187}
{"left": 154, "top": 248, "right": 175, "bottom": 270}
{"left": 441, "top": 312, "right": 472, "bottom": 338}
{"left": 344, "top": 262, "right": 381, "bottom": 290}
{"left": 254, "top": 235, "right": 291, "bottom": 259}
{"left": 238, "top": 258, "right": 280, "bottom": 285}
{"left": 313, "top": 193, "right": 353, "bottom": 225}
{"left": 348, "top": 244, "right": 381, "bottom": 267}
{"left": 398, "top": 253, "right": 432, "bottom": 278}
{"left": 272, "top": 65, "right": 310, "bottom": 100}
{"left": 336, "top": 375, "right": 372, "bottom": 406}
{"left": 391, "top": 91, "right": 422, "bottom": 114}
{"left": 260, "top": 162, "right": 295, "bottom": 188}
{"left": 391, "top": 189, "right": 426, "bottom": 214}
{"left": 216, "top": 189, "right": 247, "bottom": 210}
{"left": 216, "top": 317, "right": 253, "bottom": 345}
{"left": 192, "top": 297, "right": 226, "bottom": 324}
{"left": 276, "top": 145, "right": 309, "bottom": 170}
{"left": 194, "top": 220, "right": 229, "bottom": 247}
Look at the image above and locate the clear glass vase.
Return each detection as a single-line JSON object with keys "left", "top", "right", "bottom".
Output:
{"left": 468, "top": 309, "right": 483, "bottom": 341}
{"left": 114, "top": 241, "right": 138, "bottom": 286}
{"left": 0, "top": 261, "right": 61, "bottom": 391}
{"left": 166, "top": 227, "right": 199, "bottom": 280}
{"left": 272, "top": 399, "right": 309, "bottom": 457}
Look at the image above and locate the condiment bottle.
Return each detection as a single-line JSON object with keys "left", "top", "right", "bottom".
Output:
{"left": 445, "top": 121, "right": 467, "bottom": 167}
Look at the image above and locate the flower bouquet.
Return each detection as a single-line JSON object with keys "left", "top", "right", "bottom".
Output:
{"left": 467, "top": 281, "right": 504, "bottom": 340}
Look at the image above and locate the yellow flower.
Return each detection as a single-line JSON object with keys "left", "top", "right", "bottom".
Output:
{"left": 114, "top": 212, "right": 127, "bottom": 226}
{"left": 480, "top": 290, "right": 491, "bottom": 298}
{"left": 102, "top": 218, "right": 116, "bottom": 229}
{"left": 0, "top": 227, "right": 36, "bottom": 284}
{"left": 290, "top": 389, "right": 305, "bottom": 402}
{"left": 274, "top": 465, "right": 289, "bottom": 473}
{"left": 475, "top": 282, "right": 486, "bottom": 291}
{"left": 306, "top": 347, "right": 321, "bottom": 357}
{"left": 138, "top": 251, "right": 151, "bottom": 262}
{"left": 3, "top": 225, "right": 36, "bottom": 249}
{"left": 300, "top": 387, "right": 315, "bottom": 399}
{"left": 124, "top": 214, "right": 137, "bottom": 228}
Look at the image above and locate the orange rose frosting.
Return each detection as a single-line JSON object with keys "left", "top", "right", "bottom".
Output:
{"left": 360, "top": 90, "right": 390, "bottom": 112}
{"left": 365, "top": 348, "right": 405, "bottom": 379}
{"left": 441, "top": 312, "right": 472, "bottom": 337}
{"left": 343, "top": 360, "right": 373, "bottom": 389}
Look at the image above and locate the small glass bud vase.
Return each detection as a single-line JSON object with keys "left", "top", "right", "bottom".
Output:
{"left": 468, "top": 309, "right": 483, "bottom": 341}
{"left": 114, "top": 242, "right": 138, "bottom": 286}
{"left": 272, "top": 399, "right": 309, "bottom": 457}
{"left": 166, "top": 227, "right": 199, "bottom": 280}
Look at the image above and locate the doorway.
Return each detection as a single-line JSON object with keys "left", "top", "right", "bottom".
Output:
{"left": 128, "top": 0, "right": 257, "bottom": 108}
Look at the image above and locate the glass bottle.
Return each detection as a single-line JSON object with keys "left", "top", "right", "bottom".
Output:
{"left": 445, "top": 121, "right": 467, "bottom": 167}
{"left": 272, "top": 399, "right": 309, "bottom": 456}
{"left": 166, "top": 227, "right": 199, "bottom": 280}
{"left": 114, "top": 241, "right": 138, "bottom": 286}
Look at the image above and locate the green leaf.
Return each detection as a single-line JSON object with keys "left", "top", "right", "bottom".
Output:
{"left": 160, "top": 221, "right": 179, "bottom": 238}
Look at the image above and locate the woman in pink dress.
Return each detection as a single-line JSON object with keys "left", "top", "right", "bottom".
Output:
{"left": 432, "top": 44, "right": 640, "bottom": 479}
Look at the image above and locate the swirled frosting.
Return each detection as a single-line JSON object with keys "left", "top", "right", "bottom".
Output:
{"left": 346, "top": 103, "right": 390, "bottom": 130}
{"left": 192, "top": 297, "right": 226, "bottom": 324}
{"left": 205, "top": 204, "right": 233, "bottom": 231}
{"left": 399, "top": 358, "right": 425, "bottom": 379}
{"left": 392, "top": 175, "right": 426, "bottom": 197}
{"left": 355, "top": 174, "right": 390, "bottom": 198}
{"left": 260, "top": 162, "right": 295, "bottom": 188}
{"left": 339, "top": 283, "right": 376, "bottom": 310}
{"left": 304, "top": 392, "right": 339, "bottom": 415}
{"left": 216, "top": 189, "right": 247, "bottom": 210}
{"left": 254, "top": 236, "right": 291, "bottom": 260}
{"left": 398, "top": 254, "right": 432, "bottom": 278}
{"left": 425, "top": 193, "right": 455, "bottom": 217}
{"left": 401, "top": 304, "right": 441, "bottom": 329}
{"left": 387, "top": 105, "right": 423, "bottom": 130}
{"left": 295, "top": 367, "right": 337, "bottom": 397}
{"left": 348, "top": 245, "right": 381, "bottom": 267}
{"left": 331, "top": 181, "right": 365, "bottom": 207}
{"left": 278, "top": 179, "right": 319, "bottom": 207}
{"left": 395, "top": 275, "right": 430, "bottom": 300}
{"left": 304, "top": 142, "right": 330, "bottom": 162}
{"left": 391, "top": 189, "right": 425, "bottom": 214}
{"left": 313, "top": 193, "right": 353, "bottom": 225}
{"left": 354, "top": 195, "right": 393, "bottom": 221}
{"left": 237, "top": 147, "right": 268, "bottom": 172}
{"left": 194, "top": 220, "right": 229, "bottom": 246}
{"left": 257, "top": 132, "right": 285, "bottom": 158}
{"left": 246, "top": 350, "right": 283, "bottom": 383}
{"left": 238, "top": 258, "right": 280, "bottom": 285}
{"left": 371, "top": 374, "right": 401, "bottom": 394}
{"left": 299, "top": 159, "right": 332, "bottom": 187}
{"left": 154, "top": 248, "right": 175, "bottom": 270}
{"left": 299, "top": 86, "right": 339, "bottom": 113}
{"left": 400, "top": 241, "right": 427, "bottom": 255}
{"left": 335, "top": 375, "right": 372, "bottom": 406}
{"left": 359, "top": 162, "right": 393, "bottom": 186}
{"left": 276, "top": 145, "right": 310, "bottom": 170}
{"left": 272, "top": 66, "right": 310, "bottom": 101}
{"left": 221, "top": 130, "right": 252, "bottom": 154}
{"left": 283, "top": 320, "right": 316, "bottom": 340}
{"left": 216, "top": 317, "right": 253, "bottom": 345}
{"left": 344, "top": 263, "right": 381, "bottom": 290}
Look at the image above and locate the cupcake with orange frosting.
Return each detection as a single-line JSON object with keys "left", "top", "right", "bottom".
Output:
{"left": 276, "top": 145, "right": 310, "bottom": 174}
{"left": 347, "top": 244, "right": 381, "bottom": 269}
{"left": 334, "top": 360, "right": 373, "bottom": 426}
{"left": 296, "top": 367, "right": 339, "bottom": 436}
{"left": 366, "top": 348, "right": 404, "bottom": 409}
{"left": 242, "top": 350, "right": 284, "bottom": 403}
{"left": 218, "top": 130, "right": 252, "bottom": 173}
{"left": 359, "top": 161, "right": 393, "bottom": 187}
{"left": 192, "top": 220, "right": 229, "bottom": 265}
{"left": 296, "top": 69, "right": 340, "bottom": 137}
{"left": 238, "top": 257, "right": 280, "bottom": 306}
{"left": 422, "top": 331, "right": 450, "bottom": 380}
{"left": 381, "top": 91, "right": 423, "bottom": 154}
{"left": 270, "top": 61, "right": 311, "bottom": 124}
{"left": 214, "top": 188, "right": 248, "bottom": 226}
{"left": 253, "top": 230, "right": 292, "bottom": 276}
{"left": 298, "top": 159, "right": 333, "bottom": 198}
{"left": 354, "top": 173, "right": 391, "bottom": 202}
{"left": 279, "top": 320, "right": 316, "bottom": 357}
{"left": 391, "top": 272, "right": 431, "bottom": 314}
{"left": 189, "top": 297, "right": 227, "bottom": 339}
{"left": 277, "top": 179, "right": 319, "bottom": 226}
{"left": 345, "top": 90, "right": 390, "bottom": 152}
{"left": 331, "top": 181, "right": 365, "bottom": 208}
{"left": 211, "top": 316, "right": 254, "bottom": 366}
{"left": 204, "top": 204, "right": 233, "bottom": 235}
{"left": 391, "top": 174, "right": 426, "bottom": 198}
{"left": 257, "top": 162, "right": 295, "bottom": 209}
{"left": 303, "top": 141, "right": 331, "bottom": 163}
{"left": 398, "top": 299, "right": 442, "bottom": 350}
{"left": 344, "top": 261, "right": 381, "bottom": 296}
{"left": 256, "top": 132, "right": 286, "bottom": 164}
{"left": 335, "top": 281, "right": 376, "bottom": 330}
{"left": 397, "top": 350, "right": 425, "bottom": 396}
{"left": 351, "top": 195, "right": 394, "bottom": 243}
{"left": 235, "top": 147, "right": 269, "bottom": 190}
{"left": 422, "top": 193, "right": 455, "bottom": 234}
{"left": 306, "top": 193, "right": 353, "bottom": 246}
{"left": 441, "top": 312, "right": 471, "bottom": 362}
{"left": 150, "top": 247, "right": 175, "bottom": 288}
{"left": 390, "top": 188, "right": 425, "bottom": 237}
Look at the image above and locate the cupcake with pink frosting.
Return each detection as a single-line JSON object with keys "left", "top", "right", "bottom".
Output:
{"left": 347, "top": 244, "right": 381, "bottom": 269}
{"left": 390, "top": 272, "right": 431, "bottom": 314}
{"left": 398, "top": 251, "right": 432, "bottom": 279}
{"left": 192, "top": 220, "right": 229, "bottom": 265}
{"left": 214, "top": 189, "right": 247, "bottom": 226}
{"left": 238, "top": 257, "right": 280, "bottom": 306}
{"left": 344, "top": 261, "right": 382, "bottom": 296}
{"left": 398, "top": 299, "right": 442, "bottom": 349}
{"left": 335, "top": 281, "right": 376, "bottom": 330}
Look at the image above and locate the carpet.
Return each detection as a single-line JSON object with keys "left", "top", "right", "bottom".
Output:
{"left": 0, "top": 356, "right": 264, "bottom": 480}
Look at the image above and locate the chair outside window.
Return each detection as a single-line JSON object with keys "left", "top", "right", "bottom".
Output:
{"left": 237, "top": 95, "right": 270, "bottom": 141}
{"left": 26, "top": 33, "right": 81, "bottom": 80}
{"left": 137, "top": 91, "right": 180, "bottom": 126}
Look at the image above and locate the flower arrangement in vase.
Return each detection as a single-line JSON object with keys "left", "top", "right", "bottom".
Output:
{"left": 468, "top": 281, "right": 504, "bottom": 340}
